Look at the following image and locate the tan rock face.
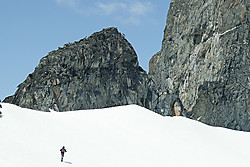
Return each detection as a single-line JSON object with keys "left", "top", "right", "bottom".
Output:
{"left": 173, "top": 102, "right": 181, "bottom": 116}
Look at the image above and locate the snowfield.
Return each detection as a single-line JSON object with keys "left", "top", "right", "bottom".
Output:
{"left": 0, "top": 103, "right": 249, "bottom": 167}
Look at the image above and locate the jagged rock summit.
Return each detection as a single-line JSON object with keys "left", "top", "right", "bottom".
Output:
{"left": 4, "top": 27, "right": 149, "bottom": 112}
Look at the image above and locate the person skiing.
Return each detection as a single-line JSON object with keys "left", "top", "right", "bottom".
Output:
{"left": 60, "top": 146, "right": 67, "bottom": 162}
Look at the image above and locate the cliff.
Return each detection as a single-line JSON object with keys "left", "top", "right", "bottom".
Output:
{"left": 149, "top": 0, "right": 249, "bottom": 131}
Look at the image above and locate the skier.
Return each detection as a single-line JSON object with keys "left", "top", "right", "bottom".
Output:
{"left": 60, "top": 146, "right": 67, "bottom": 162}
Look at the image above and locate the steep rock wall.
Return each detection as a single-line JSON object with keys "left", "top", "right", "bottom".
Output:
{"left": 149, "top": 0, "right": 249, "bottom": 131}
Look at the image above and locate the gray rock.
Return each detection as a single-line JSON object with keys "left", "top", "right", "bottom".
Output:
{"left": 148, "top": 0, "right": 249, "bottom": 131}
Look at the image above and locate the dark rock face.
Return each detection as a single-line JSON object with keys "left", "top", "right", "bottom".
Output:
{"left": 148, "top": 0, "right": 249, "bottom": 131}
{"left": 4, "top": 27, "right": 149, "bottom": 112}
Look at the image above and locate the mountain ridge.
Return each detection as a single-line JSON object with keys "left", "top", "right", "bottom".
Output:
{"left": 4, "top": 0, "right": 249, "bottom": 131}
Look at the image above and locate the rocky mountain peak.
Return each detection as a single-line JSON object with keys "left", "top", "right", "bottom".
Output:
{"left": 4, "top": 27, "right": 149, "bottom": 112}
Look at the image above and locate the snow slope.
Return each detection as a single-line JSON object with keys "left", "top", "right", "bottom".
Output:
{"left": 0, "top": 103, "right": 249, "bottom": 167}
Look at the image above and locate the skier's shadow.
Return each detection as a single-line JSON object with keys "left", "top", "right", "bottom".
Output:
{"left": 64, "top": 161, "right": 72, "bottom": 164}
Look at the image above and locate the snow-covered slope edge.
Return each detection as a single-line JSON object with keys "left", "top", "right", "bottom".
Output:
{"left": 0, "top": 103, "right": 249, "bottom": 167}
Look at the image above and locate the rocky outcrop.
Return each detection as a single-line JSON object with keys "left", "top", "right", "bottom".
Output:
{"left": 4, "top": 27, "right": 149, "bottom": 112}
{"left": 149, "top": 0, "right": 249, "bottom": 131}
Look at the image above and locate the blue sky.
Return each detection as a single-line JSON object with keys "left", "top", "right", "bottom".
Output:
{"left": 0, "top": 0, "right": 171, "bottom": 101}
